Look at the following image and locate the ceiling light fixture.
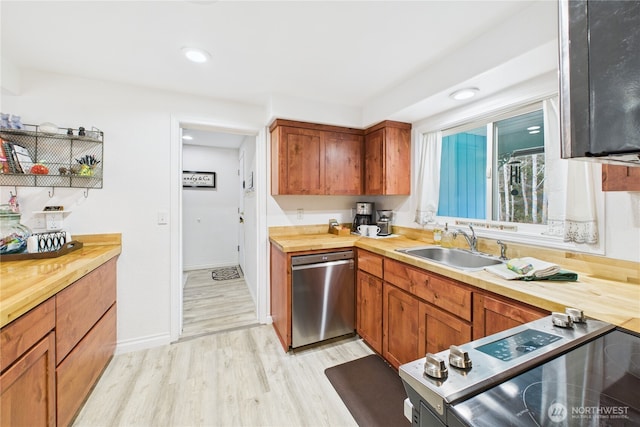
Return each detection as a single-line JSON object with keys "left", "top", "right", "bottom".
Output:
{"left": 182, "top": 135, "right": 193, "bottom": 140}
{"left": 449, "top": 87, "right": 479, "bottom": 101}
{"left": 181, "top": 47, "right": 210, "bottom": 64}
{"left": 529, "top": 130, "right": 541, "bottom": 134}
{"left": 527, "top": 126, "right": 541, "bottom": 131}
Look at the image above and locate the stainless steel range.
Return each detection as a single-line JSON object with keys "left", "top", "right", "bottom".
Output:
{"left": 400, "top": 309, "right": 640, "bottom": 426}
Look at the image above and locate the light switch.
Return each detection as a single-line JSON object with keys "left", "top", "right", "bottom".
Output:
{"left": 157, "top": 210, "right": 169, "bottom": 225}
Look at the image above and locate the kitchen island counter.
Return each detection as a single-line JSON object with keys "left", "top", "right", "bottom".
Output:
{"left": 269, "top": 227, "right": 640, "bottom": 333}
{"left": 0, "top": 233, "right": 121, "bottom": 328}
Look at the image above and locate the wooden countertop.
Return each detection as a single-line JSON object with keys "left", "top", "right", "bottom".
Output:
{"left": 0, "top": 234, "right": 122, "bottom": 328}
{"left": 269, "top": 229, "right": 640, "bottom": 333}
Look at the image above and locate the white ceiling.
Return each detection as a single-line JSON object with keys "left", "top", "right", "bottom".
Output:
{"left": 1, "top": 0, "right": 559, "bottom": 142}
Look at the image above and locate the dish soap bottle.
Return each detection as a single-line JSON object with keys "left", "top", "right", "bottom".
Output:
{"left": 441, "top": 223, "right": 454, "bottom": 248}
{"left": 432, "top": 223, "right": 442, "bottom": 245}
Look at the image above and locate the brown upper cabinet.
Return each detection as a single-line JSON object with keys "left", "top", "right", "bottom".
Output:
{"left": 270, "top": 119, "right": 411, "bottom": 196}
{"left": 602, "top": 165, "right": 640, "bottom": 191}
{"left": 270, "top": 119, "right": 363, "bottom": 195}
{"left": 364, "top": 121, "right": 411, "bottom": 195}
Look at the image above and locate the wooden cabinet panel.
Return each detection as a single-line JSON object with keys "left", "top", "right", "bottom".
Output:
{"left": 383, "top": 284, "right": 420, "bottom": 369}
{"left": 324, "top": 131, "right": 363, "bottom": 195}
{"left": 364, "top": 128, "right": 384, "bottom": 195}
{"left": 419, "top": 303, "right": 471, "bottom": 356}
{"left": 270, "top": 243, "right": 291, "bottom": 350}
{"left": 56, "top": 257, "right": 117, "bottom": 364}
{"left": 357, "top": 249, "right": 384, "bottom": 278}
{"left": 602, "top": 164, "right": 640, "bottom": 191}
{"left": 1, "top": 298, "right": 55, "bottom": 371}
{"left": 356, "top": 270, "right": 383, "bottom": 354}
{"left": 0, "top": 332, "right": 56, "bottom": 427}
{"left": 473, "top": 293, "right": 548, "bottom": 340}
{"left": 384, "top": 259, "right": 472, "bottom": 321}
{"left": 270, "top": 120, "right": 364, "bottom": 195}
{"left": 274, "top": 126, "right": 324, "bottom": 195}
{"left": 364, "top": 121, "right": 411, "bottom": 195}
{"left": 56, "top": 305, "right": 116, "bottom": 427}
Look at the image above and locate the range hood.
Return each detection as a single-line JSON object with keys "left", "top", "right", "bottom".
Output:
{"left": 559, "top": 0, "right": 640, "bottom": 166}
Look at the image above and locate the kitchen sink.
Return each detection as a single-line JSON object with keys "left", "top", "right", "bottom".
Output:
{"left": 395, "top": 246, "right": 504, "bottom": 271}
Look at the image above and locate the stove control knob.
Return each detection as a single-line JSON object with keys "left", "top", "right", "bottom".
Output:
{"left": 449, "top": 345, "right": 472, "bottom": 370}
{"left": 552, "top": 312, "right": 574, "bottom": 328}
{"left": 424, "top": 353, "right": 448, "bottom": 379}
{"left": 565, "top": 307, "right": 586, "bottom": 323}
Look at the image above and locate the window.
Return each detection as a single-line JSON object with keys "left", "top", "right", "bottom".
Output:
{"left": 437, "top": 104, "right": 546, "bottom": 225}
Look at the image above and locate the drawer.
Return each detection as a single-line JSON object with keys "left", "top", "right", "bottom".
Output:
{"left": 56, "top": 257, "right": 117, "bottom": 364}
{"left": 56, "top": 305, "right": 116, "bottom": 427}
{"left": 384, "top": 258, "right": 472, "bottom": 321}
{"left": 1, "top": 298, "right": 55, "bottom": 372}
{"left": 357, "top": 249, "right": 384, "bottom": 278}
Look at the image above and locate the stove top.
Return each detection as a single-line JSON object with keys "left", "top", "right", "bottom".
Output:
{"left": 399, "top": 314, "right": 614, "bottom": 411}
{"left": 452, "top": 328, "right": 640, "bottom": 426}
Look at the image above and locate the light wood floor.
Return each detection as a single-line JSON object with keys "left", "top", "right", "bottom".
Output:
{"left": 73, "top": 325, "right": 374, "bottom": 427}
{"left": 181, "top": 267, "right": 258, "bottom": 340}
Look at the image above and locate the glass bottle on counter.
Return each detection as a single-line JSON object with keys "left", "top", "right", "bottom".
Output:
{"left": 433, "top": 223, "right": 442, "bottom": 245}
{"left": 441, "top": 223, "right": 454, "bottom": 248}
{"left": 0, "top": 204, "right": 32, "bottom": 254}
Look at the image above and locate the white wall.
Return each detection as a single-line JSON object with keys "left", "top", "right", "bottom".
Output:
{"left": 182, "top": 144, "right": 239, "bottom": 270}
{"left": 240, "top": 136, "right": 258, "bottom": 303}
{"left": 0, "top": 69, "right": 265, "bottom": 352}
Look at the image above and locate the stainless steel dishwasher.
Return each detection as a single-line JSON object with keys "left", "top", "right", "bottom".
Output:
{"left": 291, "top": 250, "right": 355, "bottom": 348}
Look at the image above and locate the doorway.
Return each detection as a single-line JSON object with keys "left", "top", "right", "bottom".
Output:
{"left": 177, "top": 125, "right": 261, "bottom": 340}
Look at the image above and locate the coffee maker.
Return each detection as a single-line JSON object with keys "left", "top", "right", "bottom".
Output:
{"left": 377, "top": 210, "right": 393, "bottom": 236}
{"left": 352, "top": 202, "right": 374, "bottom": 233}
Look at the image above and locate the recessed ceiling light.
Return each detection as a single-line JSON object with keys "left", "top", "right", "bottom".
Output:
{"left": 449, "top": 87, "right": 479, "bottom": 101}
{"left": 181, "top": 47, "right": 210, "bottom": 64}
{"left": 527, "top": 126, "right": 541, "bottom": 131}
{"left": 182, "top": 135, "right": 193, "bottom": 140}
{"left": 529, "top": 130, "right": 541, "bottom": 134}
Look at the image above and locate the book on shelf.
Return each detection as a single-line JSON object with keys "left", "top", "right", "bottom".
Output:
{"left": 0, "top": 138, "right": 10, "bottom": 174}
{"left": 1, "top": 139, "right": 20, "bottom": 173}
{"left": 0, "top": 139, "right": 36, "bottom": 174}
{"left": 10, "top": 143, "right": 34, "bottom": 174}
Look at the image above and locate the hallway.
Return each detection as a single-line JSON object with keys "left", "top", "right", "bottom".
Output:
{"left": 180, "top": 266, "right": 258, "bottom": 341}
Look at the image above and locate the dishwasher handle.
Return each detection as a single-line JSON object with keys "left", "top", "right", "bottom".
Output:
{"left": 292, "top": 258, "right": 354, "bottom": 272}
{"left": 291, "top": 250, "right": 354, "bottom": 266}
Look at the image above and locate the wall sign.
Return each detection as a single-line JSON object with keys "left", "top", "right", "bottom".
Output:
{"left": 183, "top": 171, "right": 216, "bottom": 188}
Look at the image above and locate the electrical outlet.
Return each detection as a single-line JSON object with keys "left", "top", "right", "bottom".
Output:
{"left": 297, "top": 208, "right": 304, "bottom": 220}
{"left": 45, "top": 212, "right": 63, "bottom": 231}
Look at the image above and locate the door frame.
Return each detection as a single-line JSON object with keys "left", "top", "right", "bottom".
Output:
{"left": 170, "top": 115, "right": 268, "bottom": 342}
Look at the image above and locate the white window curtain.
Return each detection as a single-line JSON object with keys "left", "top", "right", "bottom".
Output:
{"left": 543, "top": 97, "right": 599, "bottom": 243}
{"left": 414, "top": 131, "right": 442, "bottom": 226}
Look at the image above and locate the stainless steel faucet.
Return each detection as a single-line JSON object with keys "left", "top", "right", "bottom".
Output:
{"left": 496, "top": 240, "right": 508, "bottom": 260}
{"left": 453, "top": 225, "right": 477, "bottom": 252}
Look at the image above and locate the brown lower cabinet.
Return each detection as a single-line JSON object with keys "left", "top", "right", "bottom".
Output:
{"left": 382, "top": 284, "right": 421, "bottom": 369}
{"left": 0, "top": 256, "right": 118, "bottom": 427}
{"left": 355, "top": 249, "right": 548, "bottom": 370}
{"left": 419, "top": 302, "right": 472, "bottom": 356}
{"left": 356, "top": 270, "right": 383, "bottom": 354}
{"left": 473, "top": 292, "right": 548, "bottom": 340}
{"left": 1, "top": 300, "right": 56, "bottom": 427}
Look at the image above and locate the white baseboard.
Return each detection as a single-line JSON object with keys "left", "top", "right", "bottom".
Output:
{"left": 115, "top": 332, "right": 171, "bottom": 355}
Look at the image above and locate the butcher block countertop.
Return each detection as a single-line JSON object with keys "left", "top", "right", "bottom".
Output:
{"left": 270, "top": 226, "right": 640, "bottom": 333}
{"left": 0, "top": 233, "right": 121, "bottom": 328}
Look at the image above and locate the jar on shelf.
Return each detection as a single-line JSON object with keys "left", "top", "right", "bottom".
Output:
{"left": 0, "top": 204, "right": 32, "bottom": 254}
